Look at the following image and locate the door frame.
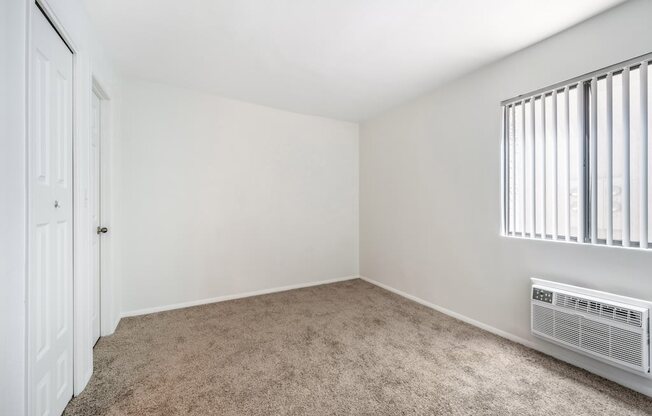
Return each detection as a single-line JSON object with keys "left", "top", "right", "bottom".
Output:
{"left": 25, "top": 0, "right": 110, "bottom": 411}
{"left": 91, "top": 78, "right": 114, "bottom": 339}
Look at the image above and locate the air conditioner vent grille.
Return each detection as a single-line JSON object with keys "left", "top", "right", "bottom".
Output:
{"left": 532, "top": 304, "right": 645, "bottom": 370}
{"left": 555, "top": 293, "right": 643, "bottom": 328}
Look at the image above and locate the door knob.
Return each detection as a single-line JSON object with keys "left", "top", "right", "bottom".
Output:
{"left": 97, "top": 226, "right": 108, "bottom": 234}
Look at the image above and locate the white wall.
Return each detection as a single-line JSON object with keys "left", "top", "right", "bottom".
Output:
{"left": 360, "top": 0, "right": 652, "bottom": 396}
{"left": 0, "top": 0, "right": 120, "bottom": 413}
{"left": 118, "top": 80, "right": 359, "bottom": 315}
{"left": 1, "top": 1, "right": 28, "bottom": 414}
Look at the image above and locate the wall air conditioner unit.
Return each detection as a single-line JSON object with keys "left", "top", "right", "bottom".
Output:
{"left": 531, "top": 278, "right": 651, "bottom": 376}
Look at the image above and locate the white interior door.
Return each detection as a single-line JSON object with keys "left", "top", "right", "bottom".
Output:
{"left": 28, "top": 6, "right": 74, "bottom": 416}
{"left": 91, "top": 91, "right": 101, "bottom": 345}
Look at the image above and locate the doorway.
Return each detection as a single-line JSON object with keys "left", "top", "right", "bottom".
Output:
{"left": 91, "top": 89, "right": 103, "bottom": 346}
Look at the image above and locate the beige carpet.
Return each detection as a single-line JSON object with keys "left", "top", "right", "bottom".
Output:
{"left": 64, "top": 279, "right": 652, "bottom": 415}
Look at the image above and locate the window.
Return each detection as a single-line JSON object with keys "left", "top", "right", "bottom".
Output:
{"left": 502, "top": 54, "right": 652, "bottom": 248}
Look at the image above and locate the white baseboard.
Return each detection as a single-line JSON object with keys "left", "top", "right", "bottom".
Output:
{"left": 359, "top": 276, "right": 652, "bottom": 397}
{"left": 121, "top": 275, "right": 360, "bottom": 318}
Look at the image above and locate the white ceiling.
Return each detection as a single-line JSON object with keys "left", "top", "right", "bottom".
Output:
{"left": 83, "top": 0, "right": 625, "bottom": 121}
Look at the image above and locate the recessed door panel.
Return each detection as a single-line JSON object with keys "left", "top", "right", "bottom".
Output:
{"left": 55, "top": 72, "right": 68, "bottom": 186}
{"left": 55, "top": 220, "right": 69, "bottom": 339}
{"left": 35, "top": 51, "right": 50, "bottom": 184}
{"left": 35, "top": 223, "right": 50, "bottom": 360}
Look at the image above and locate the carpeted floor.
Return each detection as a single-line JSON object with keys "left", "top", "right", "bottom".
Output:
{"left": 64, "top": 279, "right": 652, "bottom": 415}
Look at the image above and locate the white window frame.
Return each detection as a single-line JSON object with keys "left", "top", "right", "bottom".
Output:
{"left": 501, "top": 52, "right": 651, "bottom": 249}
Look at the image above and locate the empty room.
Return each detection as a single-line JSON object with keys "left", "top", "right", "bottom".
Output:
{"left": 3, "top": 0, "right": 652, "bottom": 414}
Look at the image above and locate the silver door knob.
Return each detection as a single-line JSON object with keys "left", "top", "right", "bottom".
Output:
{"left": 54, "top": 200, "right": 60, "bottom": 208}
{"left": 97, "top": 226, "right": 108, "bottom": 234}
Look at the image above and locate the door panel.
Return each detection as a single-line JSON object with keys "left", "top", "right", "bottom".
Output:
{"left": 91, "top": 92, "right": 101, "bottom": 345}
{"left": 29, "top": 6, "right": 74, "bottom": 416}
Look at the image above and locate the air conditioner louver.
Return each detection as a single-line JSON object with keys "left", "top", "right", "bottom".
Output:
{"left": 555, "top": 293, "right": 643, "bottom": 327}
{"left": 531, "top": 284, "right": 650, "bottom": 375}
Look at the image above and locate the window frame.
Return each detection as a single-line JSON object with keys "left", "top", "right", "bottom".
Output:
{"left": 501, "top": 52, "right": 652, "bottom": 249}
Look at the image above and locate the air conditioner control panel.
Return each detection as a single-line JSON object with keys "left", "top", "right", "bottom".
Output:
{"left": 532, "top": 287, "right": 553, "bottom": 303}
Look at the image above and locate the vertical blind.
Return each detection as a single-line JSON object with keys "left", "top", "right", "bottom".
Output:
{"left": 502, "top": 53, "right": 652, "bottom": 248}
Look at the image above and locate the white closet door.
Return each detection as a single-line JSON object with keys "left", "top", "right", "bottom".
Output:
{"left": 91, "top": 91, "right": 101, "bottom": 345}
{"left": 29, "top": 7, "right": 74, "bottom": 416}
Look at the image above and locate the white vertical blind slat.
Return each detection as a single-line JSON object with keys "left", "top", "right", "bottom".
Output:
{"left": 510, "top": 105, "right": 516, "bottom": 235}
{"left": 501, "top": 105, "right": 507, "bottom": 235}
{"left": 578, "top": 84, "right": 586, "bottom": 242}
{"left": 521, "top": 102, "right": 527, "bottom": 235}
{"left": 541, "top": 95, "right": 547, "bottom": 237}
{"left": 564, "top": 86, "right": 571, "bottom": 241}
{"left": 606, "top": 73, "right": 614, "bottom": 245}
{"left": 551, "top": 91, "right": 558, "bottom": 240}
{"left": 622, "top": 68, "right": 631, "bottom": 247}
{"left": 590, "top": 77, "right": 598, "bottom": 244}
{"left": 530, "top": 98, "right": 536, "bottom": 237}
{"left": 640, "top": 62, "right": 648, "bottom": 248}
